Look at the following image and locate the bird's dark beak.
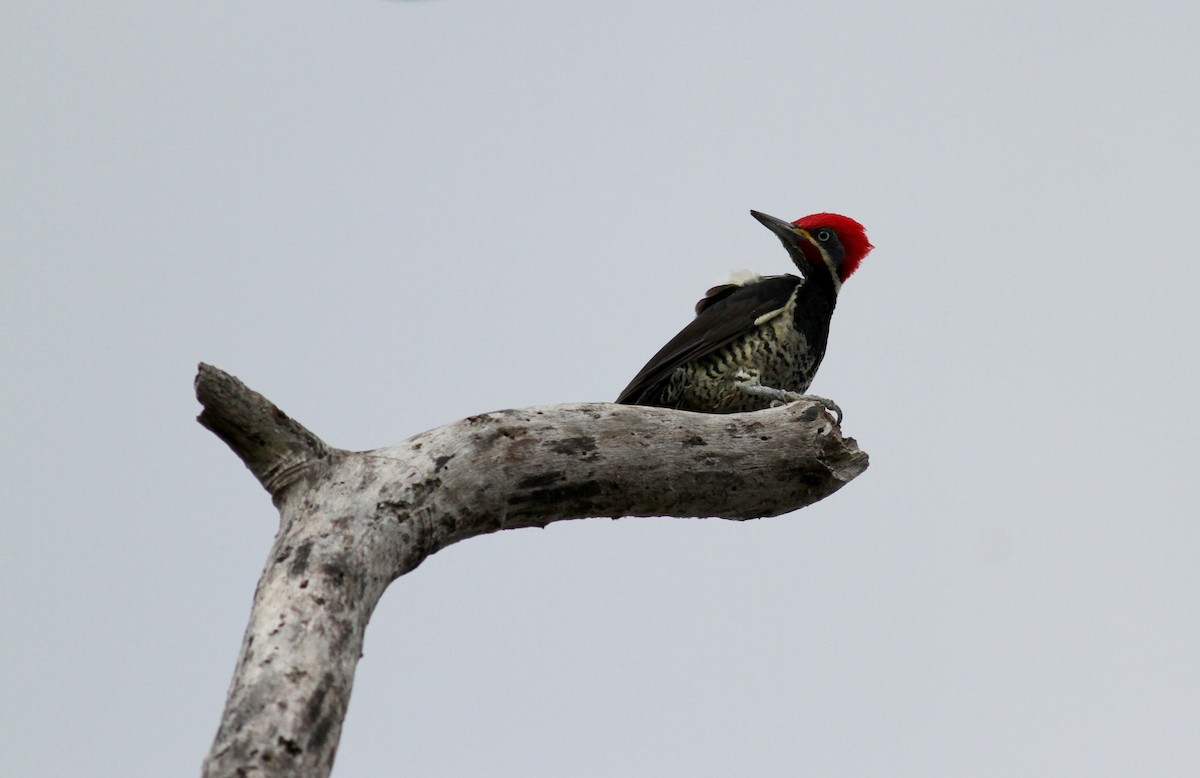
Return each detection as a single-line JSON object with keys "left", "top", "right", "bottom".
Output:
{"left": 750, "top": 210, "right": 809, "bottom": 247}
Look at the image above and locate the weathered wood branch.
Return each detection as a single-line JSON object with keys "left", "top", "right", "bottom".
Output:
{"left": 195, "top": 362, "right": 868, "bottom": 778}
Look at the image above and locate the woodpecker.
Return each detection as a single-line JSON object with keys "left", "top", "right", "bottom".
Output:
{"left": 615, "top": 210, "right": 873, "bottom": 419}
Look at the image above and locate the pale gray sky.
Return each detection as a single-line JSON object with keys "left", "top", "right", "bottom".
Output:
{"left": 3, "top": 2, "right": 1199, "bottom": 776}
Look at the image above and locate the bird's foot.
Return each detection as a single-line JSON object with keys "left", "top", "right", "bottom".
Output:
{"left": 738, "top": 384, "right": 843, "bottom": 425}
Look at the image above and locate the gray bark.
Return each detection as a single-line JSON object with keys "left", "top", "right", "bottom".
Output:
{"left": 195, "top": 362, "right": 868, "bottom": 778}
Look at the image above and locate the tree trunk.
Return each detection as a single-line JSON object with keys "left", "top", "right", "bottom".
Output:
{"left": 194, "top": 363, "right": 868, "bottom": 778}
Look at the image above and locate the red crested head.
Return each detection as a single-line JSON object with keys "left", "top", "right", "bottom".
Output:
{"left": 794, "top": 212, "right": 874, "bottom": 282}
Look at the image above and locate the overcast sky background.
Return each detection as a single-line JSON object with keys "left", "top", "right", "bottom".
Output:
{"left": 4, "top": 2, "right": 1199, "bottom": 776}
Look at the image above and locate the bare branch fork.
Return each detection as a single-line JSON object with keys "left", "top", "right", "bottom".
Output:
{"left": 195, "top": 362, "right": 869, "bottom": 778}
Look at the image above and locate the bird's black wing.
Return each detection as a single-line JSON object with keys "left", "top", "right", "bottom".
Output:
{"left": 616, "top": 274, "right": 803, "bottom": 405}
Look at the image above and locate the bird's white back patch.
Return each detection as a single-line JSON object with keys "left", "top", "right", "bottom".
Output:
{"left": 725, "top": 269, "right": 764, "bottom": 286}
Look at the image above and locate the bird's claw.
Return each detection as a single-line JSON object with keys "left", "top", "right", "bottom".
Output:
{"left": 799, "top": 394, "right": 843, "bottom": 426}
{"left": 739, "top": 383, "right": 843, "bottom": 425}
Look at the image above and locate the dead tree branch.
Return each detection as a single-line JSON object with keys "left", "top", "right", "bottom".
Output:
{"left": 195, "top": 362, "right": 868, "bottom": 778}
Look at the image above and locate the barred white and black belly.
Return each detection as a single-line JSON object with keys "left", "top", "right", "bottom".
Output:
{"left": 615, "top": 271, "right": 839, "bottom": 413}
{"left": 661, "top": 291, "right": 824, "bottom": 412}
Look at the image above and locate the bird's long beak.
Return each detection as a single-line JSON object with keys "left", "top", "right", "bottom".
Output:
{"left": 750, "top": 210, "right": 810, "bottom": 247}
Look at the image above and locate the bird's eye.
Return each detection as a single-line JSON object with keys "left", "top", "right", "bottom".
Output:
{"left": 815, "top": 229, "right": 833, "bottom": 243}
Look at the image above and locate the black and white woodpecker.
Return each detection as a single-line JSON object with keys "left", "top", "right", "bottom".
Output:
{"left": 615, "top": 210, "right": 873, "bottom": 420}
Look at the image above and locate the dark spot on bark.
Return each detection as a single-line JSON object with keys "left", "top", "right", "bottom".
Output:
{"left": 301, "top": 672, "right": 339, "bottom": 755}
{"left": 433, "top": 454, "right": 455, "bottom": 472}
{"left": 547, "top": 436, "right": 597, "bottom": 456}
{"left": 518, "top": 471, "right": 565, "bottom": 489}
{"left": 411, "top": 477, "right": 442, "bottom": 503}
{"left": 508, "top": 480, "right": 604, "bottom": 509}
{"left": 321, "top": 562, "right": 346, "bottom": 587}
{"left": 310, "top": 714, "right": 335, "bottom": 757}
{"left": 791, "top": 465, "right": 831, "bottom": 488}
{"left": 799, "top": 405, "right": 821, "bottom": 422}
{"left": 377, "top": 499, "right": 412, "bottom": 522}
{"left": 330, "top": 621, "right": 352, "bottom": 654}
{"left": 683, "top": 435, "right": 708, "bottom": 446}
{"left": 305, "top": 672, "right": 333, "bottom": 725}
{"left": 288, "top": 543, "right": 312, "bottom": 577}
{"left": 277, "top": 736, "right": 302, "bottom": 756}
{"left": 299, "top": 579, "right": 309, "bottom": 589}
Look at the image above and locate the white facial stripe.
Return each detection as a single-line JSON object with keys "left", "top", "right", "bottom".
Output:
{"left": 812, "top": 242, "right": 842, "bottom": 294}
